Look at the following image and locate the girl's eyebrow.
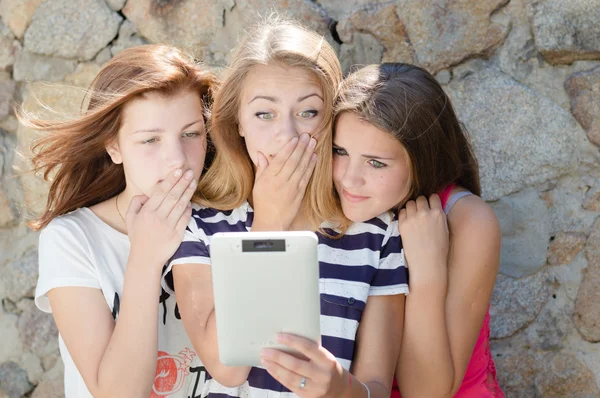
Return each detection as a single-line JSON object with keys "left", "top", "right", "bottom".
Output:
{"left": 334, "top": 143, "right": 394, "bottom": 160}
{"left": 248, "top": 93, "right": 323, "bottom": 105}
{"left": 248, "top": 95, "right": 278, "bottom": 104}
{"left": 361, "top": 154, "right": 395, "bottom": 160}
{"left": 132, "top": 119, "right": 203, "bottom": 135}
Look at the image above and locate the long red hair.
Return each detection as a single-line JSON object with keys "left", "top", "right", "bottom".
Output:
{"left": 18, "top": 44, "right": 217, "bottom": 230}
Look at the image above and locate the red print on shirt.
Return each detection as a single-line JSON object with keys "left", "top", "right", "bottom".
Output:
{"left": 151, "top": 348, "right": 196, "bottom": 397}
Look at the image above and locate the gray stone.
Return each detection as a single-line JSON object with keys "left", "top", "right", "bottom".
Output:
{"left": 123, "top": 0, "right": 234, "bottom": 60}
{"left": 490, "top": 271, "right": 551, "bottom": 339}
{"left": 493, "top": 0, "right": 600, "bottom": 110}
{"left": 535, "top": 352, "right": 600, "bottom": 397}
{"left": 493, "top": 346, "right": 538, "bottom": 398}
{"left": 24, "top": 0, "right": 122, "bottom": 61}
{"left": 3, "top": 250, "right": 37, "bottom": 302}
{"left": 0, "top": 185, "right": 15, "bottom": 227}
{"left": 17, "top": 299, "right": 58, "bottom": 359}
{"left": 0, "top": 361, "right": 33, "bottom": 398}
{"left": 548, "top": 252, "right": 587, "bottom": 301}
{"left": 0, "top": 74, "right": 15, "bottom": 122}
{"left": 13, "top": 51, "right": 77, "bottom": 82}
{"left": 394, "top": 0, "right": 509, "bottom": 73}
{"left": 574, "top": 219, "right": 600, "bottom": 342}
{"left": 525, "top": 289, "right": 575, "bottom": 350}
{"left": 542, "top": 174, "right": 599, "bottom": 235}
{"left": 30, "top": 361, "right": 63, "bottom": 398}
{"left": 446, "top": 67, "right": 582, "bottom": 201}
{"left": 529, "top": 0, "right": 600, "bottom": 65}
{"left": 339, "top": 32, "right": 384, "bottom": 74}
{"left": 110, "top": 20, "right": 148, "bottom": 57}
{"left": 337, "top": 4, "right": 414, "bottom": 66}
{"left": 315, "top": 0, "right": 374, "bottom": 21}
{"left": 491, "top": 188, "right": 551, "bottom": 278}
{"left": 18, "top": 352, "right": 43, "bottom": 385}
{"left": 565, "top": 66, "right": 600, "bottom": 146}
{"left": 0, "top": 0, "right": 45, "bottom": 39}
{"left": 206, "top": 0, "right": 335, "bottom": 65}
{"left": 0, "top": 25, "right": 21, "bottom": 71}
{"left": 0, "top": 310, "right": 23, "bottom": 363}
{"left": 583, "top": 178, "right": 600, "bottom": 211}
{"left": 547, "top": 231, "right": 587, "bottom": 265}
{"left": 435, "top": 69, "right": 452, "bottom": 85}
{"left": 0, "top": 125, "right": 16, "bottom": 228}
{"left": 105, "top": 0, "right": 126, "bottom": 12}
{"left": 94, "top": 46, "right": 112, "bottom": 65}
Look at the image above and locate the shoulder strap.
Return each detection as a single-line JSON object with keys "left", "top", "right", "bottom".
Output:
{"left": 444, "top": 191, "right": 473, "bottom": 215}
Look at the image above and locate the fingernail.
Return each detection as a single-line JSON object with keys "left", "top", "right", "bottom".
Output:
{"left": 276, "top": 333, "right": 286, "bottom": 342}
{"left": 261, "top": 350, "right": 273, "bottom": 359}
{"left": 312, "top": 154, "right": 317, "bottom": 161}
{"left": 184, "top": 170, "right": 193, "bottom": 180}
{"left": 174, "top": 169, "right": 183, "bottom": 177}
{"left": 190, "top": 179, "right": 197, "bottom": 188}
{"left": 309, "top": 138, "right": 316, "bottom": 148}
{"left": 291, "top": 137, "right": 299, "bottom": 145}
{"left": 300, "top": 134, "right": 309, "bottom": 142}
{"left": 261, "top": 358, "right": 271, "bottom": 367}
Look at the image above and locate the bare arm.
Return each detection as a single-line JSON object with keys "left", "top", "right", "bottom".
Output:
{"left": 49, "top": 259, "right": 162, "bottom": 398}
{"left": 172, "top": 263, "right": 252, "bottom": 387}
{"left": 352, "top": 294, "right": 405, "bottom": 398}
{"left": 397, "top": 195, "right": 501, "bottom": 397}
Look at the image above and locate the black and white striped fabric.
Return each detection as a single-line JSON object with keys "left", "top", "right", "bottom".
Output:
{"left": 163, "top": 201, "right": 409, "bottom": 398}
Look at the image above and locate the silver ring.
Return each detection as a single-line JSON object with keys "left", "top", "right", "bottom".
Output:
{"left": 299, "top": 377, "right": 307, "bottom": 389}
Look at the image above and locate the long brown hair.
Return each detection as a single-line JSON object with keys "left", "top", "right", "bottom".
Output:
{"left": 18, "top": 44, "right": 218, "bottom": 230}
{"left": 334, "top": 63, "right": 481, "bottom": 208}
{"left": 197, "top": 17, "right": 344, "bottom": 230}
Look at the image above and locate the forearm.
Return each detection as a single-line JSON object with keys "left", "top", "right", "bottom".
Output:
{"left": 187, "top": 307, "right": 252, "bottom": 387}
{"left": 96, "top": 259, "right": 162, "bottom": 398}
{"left": 398, "top": 283, "right": 454, "bottom": 398}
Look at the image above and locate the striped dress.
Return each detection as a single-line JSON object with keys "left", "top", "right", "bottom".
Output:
{"left": 162, "top": 201, "right": 409, "bottom": 398}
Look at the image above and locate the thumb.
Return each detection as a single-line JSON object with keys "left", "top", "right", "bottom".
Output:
{"left": 127, "top": 194, "right": 148, "bottom": 219}
{"left": 255, "top": 152, "right": 269, "bottom": 178}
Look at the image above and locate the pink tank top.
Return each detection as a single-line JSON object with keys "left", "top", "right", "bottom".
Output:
{"left": 391, "top": 185, "right": 504, "bottom": 398}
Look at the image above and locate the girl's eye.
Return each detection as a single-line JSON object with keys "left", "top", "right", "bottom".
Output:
{"left": 298, "top": 110, "right": 318, "bottom": 119}
{"left": 256, "top": 112, "right": 274, "bottom": 120}
{"left": 333, "top": 146, "right": 347, "bottom": 156}
{"left": 143, "top": 137, "right": 157, "bottom": 144}
{"left": 183, "top": 131, "right": 201, "bottom": 138}
{"left": 369, "top": 159, "right": 387, "bottom": 168}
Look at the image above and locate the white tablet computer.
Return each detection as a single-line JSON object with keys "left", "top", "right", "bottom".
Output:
{"left": 210, "top": 231, "right": 321, "bottom": 366}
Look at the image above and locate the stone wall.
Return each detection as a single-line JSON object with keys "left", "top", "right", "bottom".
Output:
{"left": 0, "top": 0, "right": 599, "bottom": 397}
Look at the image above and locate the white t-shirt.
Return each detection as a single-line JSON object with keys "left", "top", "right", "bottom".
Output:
{"left": 35, "top": 207, "right": 207, "bottom": 398}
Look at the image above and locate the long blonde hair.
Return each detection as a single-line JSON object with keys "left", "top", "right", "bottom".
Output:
{"left": 19, "top": 44, "right": 218, "bottom": 230}
{"left": 197, "top": 17, "right": 344, "bottom": 230}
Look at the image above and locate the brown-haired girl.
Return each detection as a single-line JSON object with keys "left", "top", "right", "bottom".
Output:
{"left": 21, "top": 44, "right": 217, "bottom": 398}
{"left": 333, "top": 63, "right": 503, "bottom": 397}
{"left": 164, "top": 18, "right": 409, "bottom": 398}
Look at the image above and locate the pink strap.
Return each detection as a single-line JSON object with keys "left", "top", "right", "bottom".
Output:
{"left": 438, "top": 183, "right": 455, "bottom": 209}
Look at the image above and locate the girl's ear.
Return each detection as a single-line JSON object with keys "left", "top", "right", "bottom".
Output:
{"left": 106, "top": 140, "right": 123, "bottom": 164}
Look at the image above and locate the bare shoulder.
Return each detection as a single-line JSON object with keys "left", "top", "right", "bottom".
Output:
{"left": 447, "top": 193, "right": 500, "bottom": 239}
{"left": 446, "top": 192, "right": 501, "bottom": 275}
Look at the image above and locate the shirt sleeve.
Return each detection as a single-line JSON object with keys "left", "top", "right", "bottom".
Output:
{"left": 161, "top": 215, "right": 211, "bottom": 295}
{"left": 35, "top": 218, "right": 100, "bottom": 313}
{"left": 369, "top": 219, "right": 409, "bottom": 296}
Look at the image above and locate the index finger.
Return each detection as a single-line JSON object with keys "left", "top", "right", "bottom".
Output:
{"left": 428, "top": 193, "right": 442, "bottom": 211}
{"left": 267, "top": 136, "right": 299, "bottom": 175}
{"left": 276, "top": 333, "right": 331, "bottom": 365}
{"left": 143, "top": 168, "right": 184, "bottom": 211}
